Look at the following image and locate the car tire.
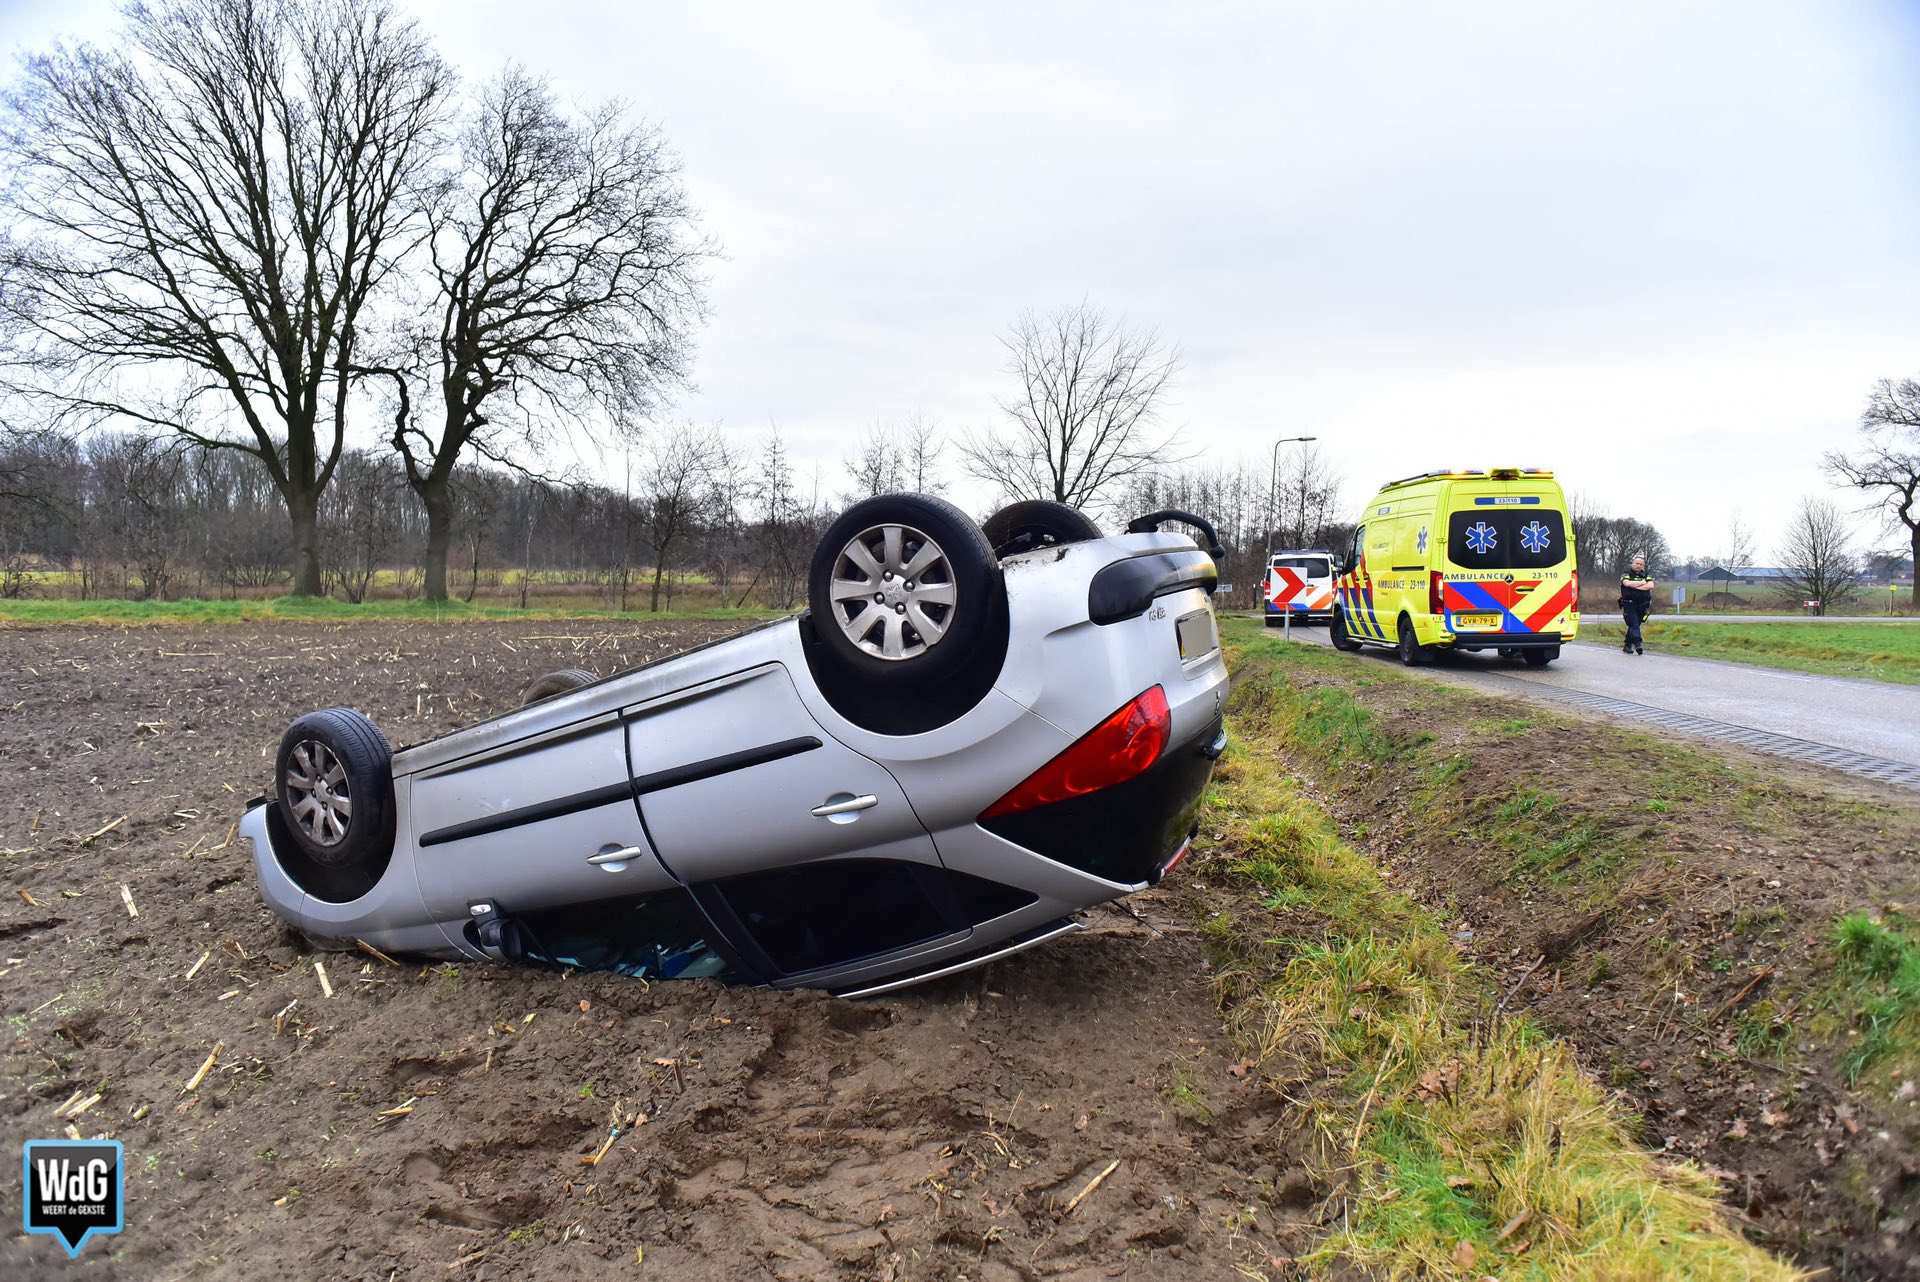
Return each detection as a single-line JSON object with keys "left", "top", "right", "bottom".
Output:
{"left": 1330, "top": 609, "right": 1362, "bottom": 652}
{"left": 1263, "top": 614, "right": 1282, "bottom": 628}
{"left": 1396, "top": 616, "right": 1424, "bottom": 666}
{"left": 980, "top": 499, "right": 1101, "bottom": 558}
{"left": 809, "top": 492, "right": 1002, "bottom": 690}
{"left": 521, "top": 668, "right": 598, "bottom": 706}
{"left": 275, "top": 708, "right": 395, "bottom": 871}
{"left": 1523, "top": 648, "right": 1557, "bottom": 668}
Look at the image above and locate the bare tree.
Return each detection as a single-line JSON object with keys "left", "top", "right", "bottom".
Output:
{"left": 0, "top": 0, "right": 450, "bottom": 595}
{"left": 380, "top": 67, "right": 710, "bottom": 601}
{"left": 451, "top": 463, "right": 508, "bottom": 603}
{"left": 1716, "top": 513, "right": 1754, "bottom": 609}
{"left": 1570, "top": 498, "right": 1672, "bottom": 581}
{"left": 320, "top": 449, "right": 405, "bottom": 602}
{"left": 1271, "top": 442, "right": 1341, "bottom": 548}
{"left": 639, "top": 422, "right": 717, "bottom": 611}
{"left": 750, "top": 427, "right": 813, "bottom": 609}
{"left": 960, "top": 303, "right": 1180, "bottom": 512}
{"left": 899, "top": 414, "right": 945, "bottom": 495}
{"left": 88, "top": 432, "right": 189, "bottom": 599}
{"left": 843, "top": 425, "right": 903, "bottom": 501}
{"left": 1827, "top": 377, "right": 1920, "bottom": 608}
{"left": 1777, "top": 497, "right": 1856, "bottom": 616}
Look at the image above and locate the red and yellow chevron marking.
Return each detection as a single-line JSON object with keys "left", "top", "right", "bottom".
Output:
{"left": 1441, "top": 576, "right": 1575, "bottom": 632}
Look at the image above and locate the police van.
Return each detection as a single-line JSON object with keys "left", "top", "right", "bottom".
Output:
{"left": 1264, "top": 549, "right": 1336, "bottom": 626}
{"left": 1330, "top": 468, "right": 1578, "bottom": 666}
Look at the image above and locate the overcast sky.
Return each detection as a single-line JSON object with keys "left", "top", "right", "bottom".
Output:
{"left": 5, "top": 0, "right": 1918, "bottom": 560}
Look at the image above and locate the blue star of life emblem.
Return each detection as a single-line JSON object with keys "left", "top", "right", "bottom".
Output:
{"left": 1519, "top": 520, "right": 1552, "bottom": 554}
{"left": 1464, "top": 521, "right": 1498, "bottom": 554}
{"left": 1416, "top": 526, "right": 1428, "bottom": 553}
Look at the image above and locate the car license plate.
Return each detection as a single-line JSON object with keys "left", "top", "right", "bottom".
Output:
{"left": 1453, "top": 612, "right": 1501, "bottom": 629}
{"left": 1176, "top": 610, "right": 1218, "bottom": 659}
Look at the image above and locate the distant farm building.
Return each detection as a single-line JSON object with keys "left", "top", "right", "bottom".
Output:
{"left": 1695, "top": 566, "right": 1790, "bottom": 585}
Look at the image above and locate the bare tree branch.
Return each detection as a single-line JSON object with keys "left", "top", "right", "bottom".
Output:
{"left": 959, "top": 302, "right": 1182, "bottom": 514}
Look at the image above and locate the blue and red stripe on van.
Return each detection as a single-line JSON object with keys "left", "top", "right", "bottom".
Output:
{"left": 1440, "top": 577, "right": 1574, "bottom": 633}
{"left": 1336, "top": 573, "right": 1573, "bottom": 640}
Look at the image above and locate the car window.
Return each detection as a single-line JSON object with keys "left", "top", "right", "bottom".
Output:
{"left": 512, "top": 889, "right": 734, "bottom": 980}
{"left": 1271, "top": 556, "right": 1330, "bottom": 576}
{"left": 1349, "top": 525, "right": 1365, "bottom": 570}
{"left": 720, "top": 859, "right": 954, "bottom": 975}
{"left": 1447, "top": 509, "right": 1565, "bottom": 570}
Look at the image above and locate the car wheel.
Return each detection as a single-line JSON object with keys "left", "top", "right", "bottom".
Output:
{"left": 809, "top": 492, "right": 1002, "bottom": 689}
{"left": 980, "top": 499, "right": 1101, "bottom": 558}
{"left": 1396, "top": 616, "right": 1423, "bottom": 666}
{"left": 521, "top": 668, "right": 598, "bottom": 706}
{"left": 1524, "top": 648, "right": 1557, "bottom": 668}
{"left": 275, "top": 708, "right": 395, "bottom": 870}
{"left": 1263, "top": 614, "right": 1282, "bottom": 628}
{"left": 1330, "top": 609, "right": 1362, "bottom": 652}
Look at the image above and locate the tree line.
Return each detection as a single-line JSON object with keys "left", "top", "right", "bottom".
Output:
{"left": 0, "top": 419, "right": 1355, "bottom": 614}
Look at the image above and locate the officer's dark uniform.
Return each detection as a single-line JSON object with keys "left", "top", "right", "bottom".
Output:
{"left": 1618, "top": 570, "right": 1652, "bottom": 654}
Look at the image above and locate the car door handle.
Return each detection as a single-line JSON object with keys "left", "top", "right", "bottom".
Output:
{"left": 586, "top": 845, "right": 647, "bottom": 866}
{"left": 810, "top": 794, "right": 878, "bottom": 818}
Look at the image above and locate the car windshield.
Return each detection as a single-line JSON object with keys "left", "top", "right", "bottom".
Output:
{"left": 1271, "top": 556, "right": 1330, "bottom": 576}
{"left": 1447, "top": 509, "right": 1565, "bottom": 571}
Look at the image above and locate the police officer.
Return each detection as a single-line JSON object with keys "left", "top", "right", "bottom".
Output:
{"left": 1618, "top": 554, "right": 1653, "bottom": 655}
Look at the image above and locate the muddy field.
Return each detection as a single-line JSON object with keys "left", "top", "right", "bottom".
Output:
{"left": 0, "top": 621, "right": 1301, "bottom": 1280}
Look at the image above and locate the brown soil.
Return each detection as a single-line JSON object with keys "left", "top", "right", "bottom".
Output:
{"left": 0, "top": 621, "right": 1299, "bottom": 1280}
{"left": 1270, "top": 662, "right": 1920, "bottom": 1278}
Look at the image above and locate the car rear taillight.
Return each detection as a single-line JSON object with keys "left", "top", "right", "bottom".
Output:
{"left": 980, "top": 686, "right": 1170, "bottom": 820}
{"left": 1570, "top": 569, "right": 1580, "bottom": 611}
{"left": 1429, "top": 570, "right": 1444, "bottom": 617}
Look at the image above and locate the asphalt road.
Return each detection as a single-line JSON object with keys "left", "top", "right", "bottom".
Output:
{"left": 1270, "top": 619, "right": 1920, "bottom": 789}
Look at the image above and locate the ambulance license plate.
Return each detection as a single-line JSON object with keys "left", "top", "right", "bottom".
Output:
{"left": 1177, "top": 609, "right": 1218, "bottom": 659}
{"left": 1452, "top": 612, "right": 1501, "bottom": 629}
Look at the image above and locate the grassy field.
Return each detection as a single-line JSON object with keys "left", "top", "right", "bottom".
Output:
{"left": 0, "top": 595, "right": 784, "bottom": 627}
{"left": 1203, "top": 624, "right": 1803, "bottom": 1278}
{"left": 1579, "top": 620, "right": 1920, "bottom": 684}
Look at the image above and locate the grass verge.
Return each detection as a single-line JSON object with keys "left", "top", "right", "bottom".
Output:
{"left": 0, "top": 596, "right": 785, "bottom": 628}
{"left": 1825, "top": 910, "right": 1920, "bottom": 1086}
{"left": 1578, "top": 620, "right": 1920, "bottom": 685}
{"left": 1202, "top": 633, "right": 1801, "bottom": 1278}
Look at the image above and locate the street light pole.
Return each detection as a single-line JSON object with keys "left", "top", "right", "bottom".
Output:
{"left": 1264, "top": 435, "right": 1317, "bottom": 640}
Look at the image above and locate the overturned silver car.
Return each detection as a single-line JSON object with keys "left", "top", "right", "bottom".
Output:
{"left": 240, "top": 495, "right": 1227, "bottom": 996}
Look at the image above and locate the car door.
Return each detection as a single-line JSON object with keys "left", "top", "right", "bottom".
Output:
{"left": 624, "top": 663, "right": 938, "bottom": 880}
{"left": 624, "top": 663, "right": 967, "bottom": 982}
{"left": 410, "top": 711, "right": 680, "bottom": 927}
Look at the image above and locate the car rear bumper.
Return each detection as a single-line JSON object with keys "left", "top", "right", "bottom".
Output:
{"left": 1447, "top": 630, "right": 1563, "bottom": 651}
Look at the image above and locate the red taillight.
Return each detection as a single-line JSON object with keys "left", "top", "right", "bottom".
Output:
{"left": 1571, "top": 570, "right": 1580, "bottom": 612}
{"left": 981, "top": 686, "right": 1171, "bottom": 820}
{"left": 1429, "top": 570, "right": 1444, "bottom": 617}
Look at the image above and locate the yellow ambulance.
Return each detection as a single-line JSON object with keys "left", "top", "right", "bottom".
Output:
{"left": 1329, "top": 468, "right": 1578, "bottom": 666}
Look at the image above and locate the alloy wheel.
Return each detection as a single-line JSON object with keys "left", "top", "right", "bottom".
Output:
{"left": 827, "top": 522, "right": 957, "bottom": 661}
{"left": 283, "top": 739, "right": 352, "bottom": 846}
